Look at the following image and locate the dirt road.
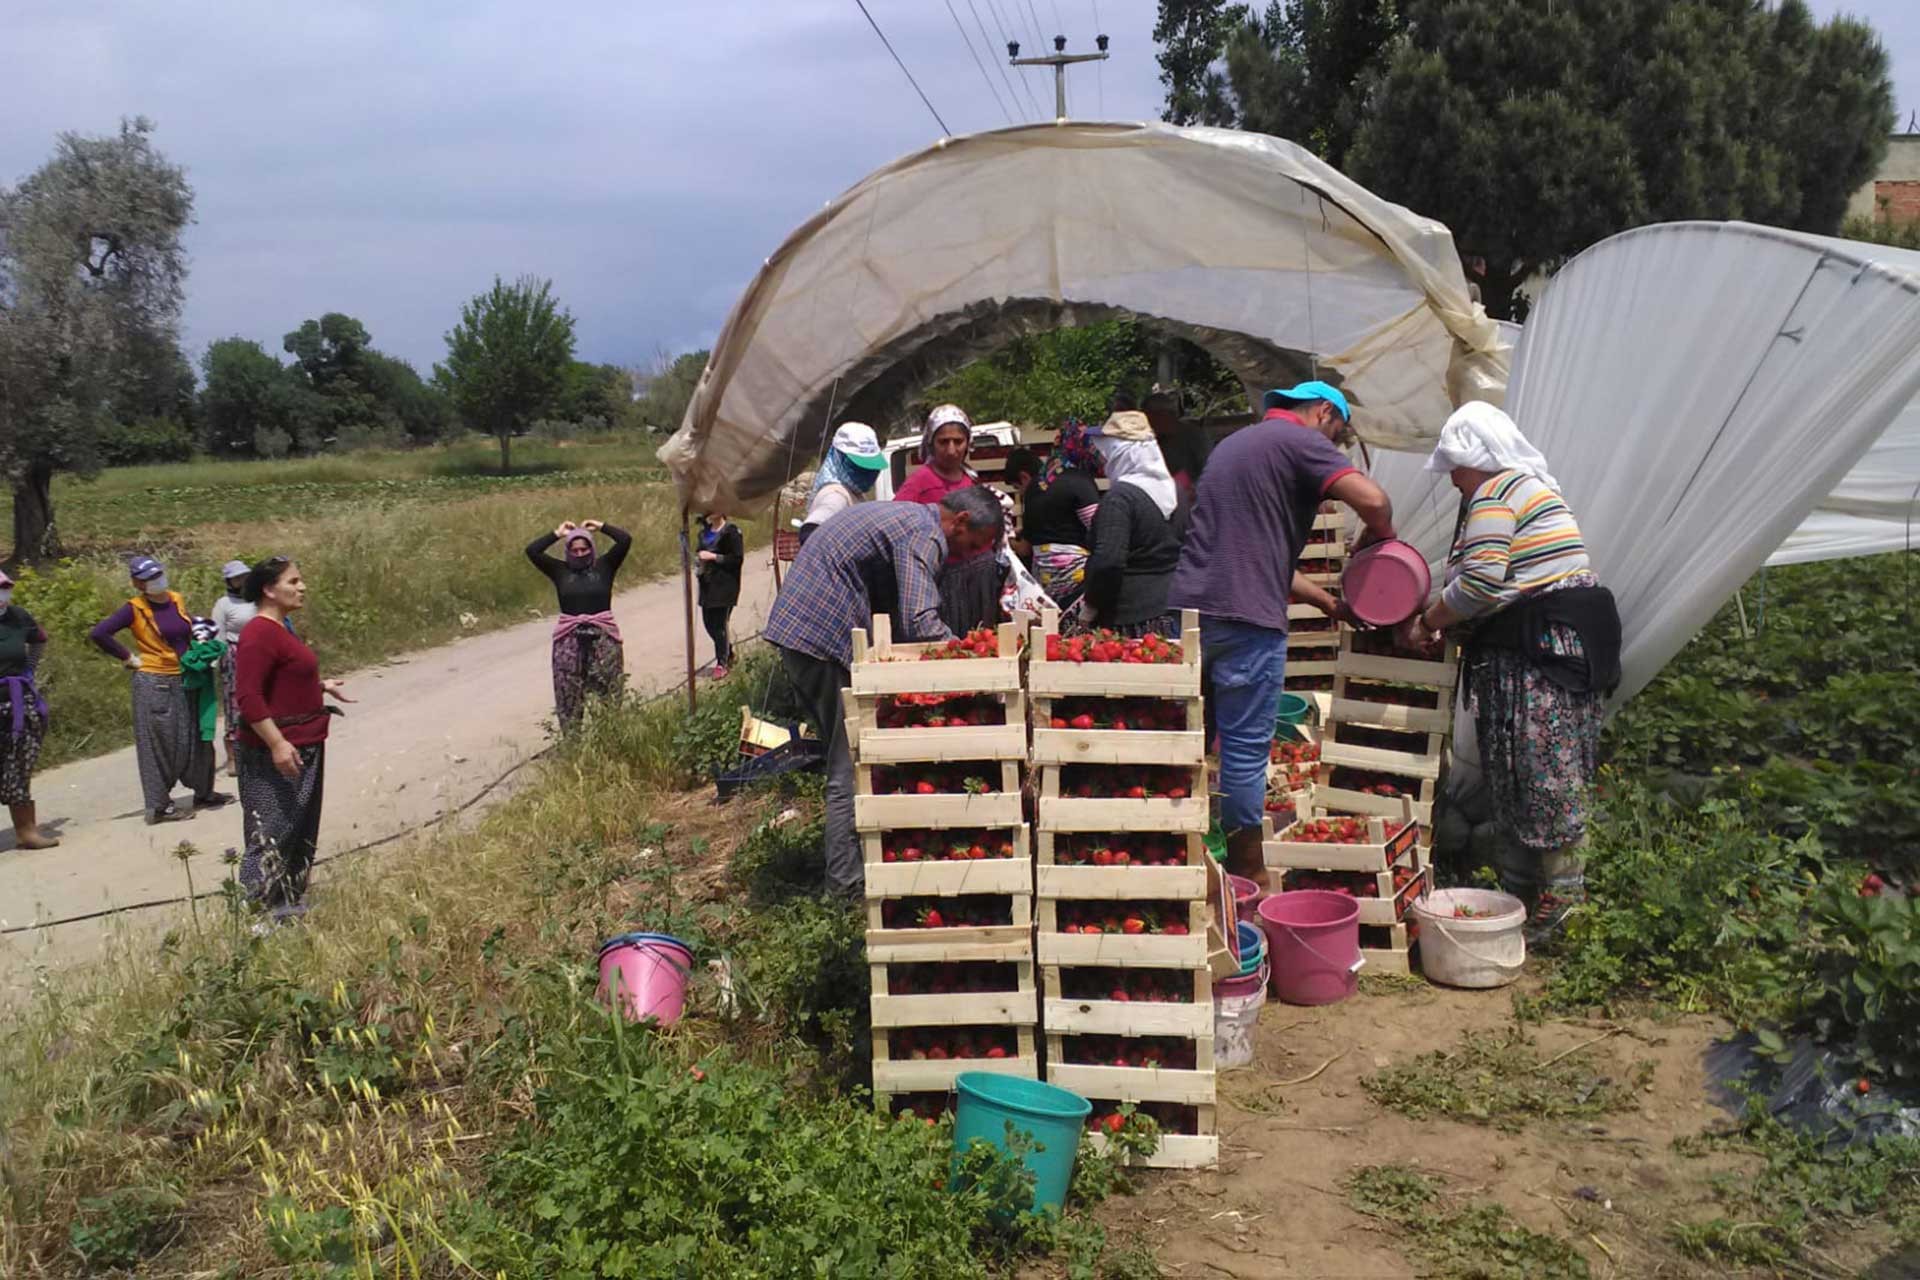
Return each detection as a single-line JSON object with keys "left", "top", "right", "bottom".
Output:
{"left": 0, "top": 558, "right": 776, "bottom": 982}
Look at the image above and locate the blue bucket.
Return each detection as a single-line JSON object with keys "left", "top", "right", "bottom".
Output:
{"left": 951, "top": 1072, "right": 1091, "bottom": 1215}
{"left": 1235, "top": 921, "right": 1267, "bottom": 975}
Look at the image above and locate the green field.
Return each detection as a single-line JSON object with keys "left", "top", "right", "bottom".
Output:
{"left": 7, "top": 434, "right": 757, "bottom": 768}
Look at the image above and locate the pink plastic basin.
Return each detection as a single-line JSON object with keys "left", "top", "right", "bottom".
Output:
{"left": 1229, "top": 874, "right": 1266, "bottom": 925}
{"left": 1340, "top": 539, "right": 1432, "bottom": 627}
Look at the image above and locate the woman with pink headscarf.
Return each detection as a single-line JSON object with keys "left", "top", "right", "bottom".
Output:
{"left": 527, "top": 518, "right": 632, "bottom": 728}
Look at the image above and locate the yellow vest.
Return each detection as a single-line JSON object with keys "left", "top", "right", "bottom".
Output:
{"left": 127, "top": 592, "right": 187, "bottom": 676}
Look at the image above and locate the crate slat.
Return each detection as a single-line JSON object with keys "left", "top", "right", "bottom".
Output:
{"left": 1047, "top": 1063, "right": 1216, "bottom": 1107}
{"left": 1318, "top": 740, "right": 1442, "bottom": 781}
{"left": 1327, "top": 697, "right": 1453, "bottom": 734}
{"left": 1034, "top": 864, "right": 1208, "bottom": 900}
{"left": 1038, "top": 797, "right": 1211, "bottom": 834}
{"left": 1088, "top": 1131, "right": 1220, "bottom": 1169}
{"left": 857, "top": 722, "right": 1029, "bottom": 763}
{"left": 864, "top": 858, "right": 1034, "bottom": 899}
{"left": 870, "top": 988, "right": 1038, "bottom": 1028}
{"left": 1041, "top": 995, "right": 1213, "bottom": 1037}
{"left": 1335, "top": 650, "right": 1459, "bottom": 689}
{"left": 1038, "top": 932, "right": 1208, "bottom": 967}
{"left": 873, "top": 1054, "right": 1038, "bottom": 1094}
{"left": 1030, "top": 727, "right": 1204, "bottom": 766}
{"left": 856, "top": 792, "right": 1024, "bottom": 831}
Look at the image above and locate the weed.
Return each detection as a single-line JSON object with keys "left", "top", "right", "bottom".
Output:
{"left": 1362, "top": 1024, "right": 1650, "bottom": 1131}
{"left": 67, "top": 1181, "right": 186, "bottom": 1270}
{"left": 1345, "top": 1164, "right": 1590, "bottom": 1279}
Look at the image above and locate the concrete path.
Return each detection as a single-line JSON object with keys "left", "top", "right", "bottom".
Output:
{"left": 0, "top": 557, "right": 777, "bottom": 983}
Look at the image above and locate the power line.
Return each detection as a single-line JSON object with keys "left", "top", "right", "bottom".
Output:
{"left": 968, "top": 0, "right": 1031, "bottom": 122}
{"left": 945, "top": 0, "right": 1014, "bottom": 125}
{"left": 852, "top": 0, "right": 952, "bottom": 136}
{"left": 1090, "top": 0, "right": 1104, "bottom": 116}
{"left": 983, "top": 0, "right": 1047, "bottom": 118}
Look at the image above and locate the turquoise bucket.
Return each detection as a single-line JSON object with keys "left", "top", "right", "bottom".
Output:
{"left": 951, "top": 1072, "right": 1091, "bottom": 1215}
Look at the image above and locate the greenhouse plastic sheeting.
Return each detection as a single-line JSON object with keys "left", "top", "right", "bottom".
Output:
{"left": 1370, "top": 221, "right": 1920, "bottom": 702}
{"left": 661, "top": 121, "right": 1509, "bottom": 513}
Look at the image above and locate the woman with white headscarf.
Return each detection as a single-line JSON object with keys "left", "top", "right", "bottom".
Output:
{"left": 1406, "top": 402, "right": 1621, "bottom": 942}
{"left": 1073, "top": 395, "right": 1186, "bottom": 638}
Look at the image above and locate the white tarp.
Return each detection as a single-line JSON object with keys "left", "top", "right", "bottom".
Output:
{"left": 662, "top": 121, "right": 1509, "bottom": 512}
{"left": 1371, "top": 221, "right": 1920, "bottom": 701}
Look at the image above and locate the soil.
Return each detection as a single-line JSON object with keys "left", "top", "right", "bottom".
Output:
{"left": 1081, "top": 977, "right": 1920, "bottom": 1279}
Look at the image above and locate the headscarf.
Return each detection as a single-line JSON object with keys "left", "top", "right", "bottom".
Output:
{"left": 1094, "top": 434, "right": 1178, "bottom": 520}
{"left": 921, "top": 404, "right": 973, "bottom": 465}
{"left": 1425, "top": 402, "right": 1562, "bottom": 494}
{"left": 810, "top": 444, "right": 882, "bottom": 498}
{"left": 564, "top": 529, "right": 596, "bottom": 568}
{"left": 1038, "top": 419, "right": 1098, "bottom": 492}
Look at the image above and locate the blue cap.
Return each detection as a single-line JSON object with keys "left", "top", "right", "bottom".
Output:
{"left": 1263, "top": 381, "right": 1351, "bottom": 423}
{"left": 128, "top": 555, "right": 164, "bottom": 581}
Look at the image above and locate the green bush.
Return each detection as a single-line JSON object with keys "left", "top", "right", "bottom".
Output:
{"left": 732, "top": 896, "right": 869, "bottom": 1076}
{"left": 99, "top": 416, "right": 196, "bottom": 465}
{"left": 67, "top": 1181, "right": 186, "bottom": 1270}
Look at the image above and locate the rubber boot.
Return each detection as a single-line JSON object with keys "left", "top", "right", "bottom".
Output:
{"left": 1225, "top": 824, "right": 1270, "bottom": 893}
{"left": 10, "top": 803, "right": 59, "bottom": 849}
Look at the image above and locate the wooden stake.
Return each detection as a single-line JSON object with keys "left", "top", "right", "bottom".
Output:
{"left": 680, "top": 503, "right": 698, "bottom": 714}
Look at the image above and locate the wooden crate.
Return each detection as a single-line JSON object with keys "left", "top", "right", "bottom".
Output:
{"left": 853, "top": 757, "right": 1024, "bottom": 832}
{"left": 849, "top": 616, "right": 1024, "bottom": 696}
{"left": 1033, "top": 831, "right": 1208, "bottom": 902}
{"left": 1040, "top": 964, "right": 1213, "bottom": 1038}
{"left": 1314, "top": 631, "right": 1456, "bottom": 828}
{"left": 1030, "top": 699, "right": 1204, "bottom": 767}
{"left": 866, "top": 895, "right": 1034, "bottom": 965}
{"left": 1036, "top": 899, "right": 1210, "bottom": 969}
{"left": 1035, "top": 764, "right": 1211, "bottom": 834}
{"left": 872, "top": 1032, "right": 1039, "bottom": 1100}
{"left": 1027, "top": 609, "right": 1201, "bottom": 699}
{"left": 1048, "top": 1046, "right": 1217, "bottom": 1109}
{"left": 870, "top": 956, "right": 1040, "bottom": 1105}
{"left": 1087, "top": 1131, "right": 1220, "bottom": 1169}
{"left": 1278, "top": 847, "right": 1429, "bottom": 927}
{"left": 865, "top": 835, "right": 1035, "bottom": 900}
{"left": 1264, "top": 791, "right": 1419, "bottom": 873}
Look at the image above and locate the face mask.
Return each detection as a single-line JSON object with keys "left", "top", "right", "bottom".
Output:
{"left": 0, "top": 590, "right": 13, "bottom": 608}
{"left": 227, "top": 585, "right": 245, "bottom": 600}
{"left": 144, "top": 574, "right": 170, "bottom": 596}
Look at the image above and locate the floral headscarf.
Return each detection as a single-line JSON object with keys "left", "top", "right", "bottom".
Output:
{"left": 1038, "top": 419, "right": 1098, "bottom": 492}
{"left": 921, "top": 404, "right": 973, "bottom": 464}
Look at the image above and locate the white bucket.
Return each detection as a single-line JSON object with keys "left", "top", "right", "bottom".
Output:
{"left": 1410, "top": 888, "right": 1527, "bottom": 989}
{"left": 1213, "top": 962, "right": 1269, "bottom": 1069}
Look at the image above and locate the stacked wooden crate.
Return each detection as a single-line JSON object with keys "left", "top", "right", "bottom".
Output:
{"left": 850, "top": 618, "right": 1037, "bottom": 1115}
{"left": 1028, "top": 609, "right": 1219, "bottom": 1169}
{"left": 1305, "top": 629, "right": 1459, "bottom": 972}
{"left": 1262, "top": 791, "right": 1426, "bottom": 974}
{"left": 1285, "top": 507, "right": 1348, "bottom": 696}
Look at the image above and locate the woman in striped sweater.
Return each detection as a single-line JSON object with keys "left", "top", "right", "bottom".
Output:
{"left": 1404, "top": 403, "right": 1621, "bottom": 941}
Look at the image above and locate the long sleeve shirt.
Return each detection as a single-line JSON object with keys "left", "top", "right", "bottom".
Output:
{"left": 91, "top": 595, "right": 193, "bottom": 674}
{"left": 763, "top": 500, "right": 951, "bottom": 667}
{"left": 1442, "top": 470, "right": 1592, "bottom": 620}
{"left": 1084, "top": 483, "right": 1182, "bottom": 626}
{"left": 209, "top": 593, "right": 258, "bottom": 646}
{"left": 525, "top": 525, "right": 633, "bottom": 615}
{"left": 696, "top": 523, "right": 745, "bottom": 608}
{"left": 234, "top": 615, "right": 329, "bottom": 748}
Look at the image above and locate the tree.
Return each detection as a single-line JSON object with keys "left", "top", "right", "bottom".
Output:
{"left": 634, "top": 347, "right": 709, "bottom": 434}
{"left": 357, "top": 350, "right": 451, "bottom": 444}
{"left": 437, "top": 276, "right": 575, "bottom": 471}
{"left": 283, "top": 312, "right": 370, "bottom": 392}
{"left": 200, "top": 338, "right": 292, "bottom": 454}
{"left": 0, "top": 118, "right": 192, "bottom": 558}
{"left": 1155, "top": 0, "right": 1896, "bottom": 318}
{"left": 557, "top": 360, "right": 635, "bottom": 428}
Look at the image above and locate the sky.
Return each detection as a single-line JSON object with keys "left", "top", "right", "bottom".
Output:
{"left": 1, "top": 0, "right": 1914, "bottom": 377}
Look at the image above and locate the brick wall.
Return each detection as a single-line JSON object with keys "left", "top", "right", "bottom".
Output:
{"left": 1874, "top": 180, "right": 1920, "bottom": 226}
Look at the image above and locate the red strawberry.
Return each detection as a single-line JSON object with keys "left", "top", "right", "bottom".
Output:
{"left": 914, "top": 780, "right": 937, "bottom": 795}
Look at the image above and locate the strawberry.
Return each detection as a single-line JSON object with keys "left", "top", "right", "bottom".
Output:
{"left": 921, "top": 907, "right": 946, "bottom": 929}
{"left": 914, "top": 780, "right": 937, "bottom": 795}
{"left": 1050, "top": 717, "right": 1068, "bottom": 729}
{"left": 1070, "top": 713, "right": 1096, "bottom": 731}
{"left": 986, "top": 1045, "right": 1008, "bottom": 1059}
{"left": 1121, "top": 915, "right": 1146, "bottom": 935}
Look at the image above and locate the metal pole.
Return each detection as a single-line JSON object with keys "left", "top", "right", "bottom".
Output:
{"left": 680, "top": 504, "right": 698, "bottom": 713}
{"left": 771, "top": 496, "right": 784, "bottom": 591}
{"left": 1053, "top": 63, "right": 1066, "bottom": 119}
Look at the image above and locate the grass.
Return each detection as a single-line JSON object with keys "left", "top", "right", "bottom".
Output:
{"left": 1345, "top": 1164, "right": 1592, "bottom": 1279}
{"left": 9, "top": 433, "right": 766, "bottom": 768}
{"left": 1362, "top": 1024, "right": 1653, "bottom": 1132}
{"left": 0, "top": 678, "right": 1152, "bottom": 1279}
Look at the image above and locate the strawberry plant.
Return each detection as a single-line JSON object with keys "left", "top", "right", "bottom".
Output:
{"left": 1804, "top": 881, "right": 1920, "bottom": 1082}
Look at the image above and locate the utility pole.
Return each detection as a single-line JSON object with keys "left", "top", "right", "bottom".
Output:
{"left": 1008, "top": 34, "right": 1108, "bottom": 121}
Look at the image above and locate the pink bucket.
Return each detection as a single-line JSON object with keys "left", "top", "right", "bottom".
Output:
{"left": 596, "top": 932, "right": 694, "bottom": 1025}
{"left": 1229, "top": 874, "right": 1266, "bottom": 925}
{"left": 1341, "top": 539, "right": 1432, "bottom": 627}
{"left": 1258, "top": 891, "right": 1364, "bottom": 1006}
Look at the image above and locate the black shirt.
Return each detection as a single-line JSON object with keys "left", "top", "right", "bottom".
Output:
{"left": 1020, "top": 470, "right": 1101, "bottom": 547}
{"left": 696, "top": 523, "right": 745, "bottom": 608}
{"left": 0, "top": 605, "right": 47, "bottom": 679}
{"left": 526, "top": 525, "right": 633, "bottom": 615}
{"left": 1085, "top": 484, "right": 1183, "bottom": 626}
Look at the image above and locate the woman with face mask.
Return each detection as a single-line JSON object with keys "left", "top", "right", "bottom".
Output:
{"left": 526, "top": 518, "right": 632, "bottom": 728}
{"left": 89, "top": 556, "right": 233, "bottom": 824}
{"left": 233, "top": 556, "right": 352, "bottom": 919}
{"left": 209, "top": 559, "right": 257, "bottom": 776}
{"left": 0, "top": 570, "right": 58, "bottom": 849}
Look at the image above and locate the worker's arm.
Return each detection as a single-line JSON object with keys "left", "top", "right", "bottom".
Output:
{"left": 1325, "top": 471, "right": 1395, "bottom": 549}
{"left": 1290, "top": 571, "right": 1355, "bottom": 625}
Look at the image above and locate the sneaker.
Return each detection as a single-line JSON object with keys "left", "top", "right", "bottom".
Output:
{"left": 1523, "top": 888, "right": 1584, "bottom": 949}
{"left": 195, "top": 791, "right": 235, "bottom": 809}
{"left": 712, "top": 663, "right": 731, "bottom": 680}
{"left": 147, "top": 804, "right": 194, "bottom": 826}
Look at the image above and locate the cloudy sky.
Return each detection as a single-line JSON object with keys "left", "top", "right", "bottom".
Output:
{"left": 3, "top": 1, "right": 1914, "bottom": 376}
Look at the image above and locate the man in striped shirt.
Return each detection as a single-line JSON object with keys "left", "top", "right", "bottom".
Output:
{"left": 764, "top": 488, "right": 1002, "bottom": 896}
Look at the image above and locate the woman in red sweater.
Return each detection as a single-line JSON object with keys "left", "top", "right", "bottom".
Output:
{"left": 232, "top": 557, "right": 351, "bottom": 916}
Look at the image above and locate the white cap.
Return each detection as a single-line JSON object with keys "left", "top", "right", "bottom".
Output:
{"left": 831, "top": 422, "right": 887, "bottom": 470}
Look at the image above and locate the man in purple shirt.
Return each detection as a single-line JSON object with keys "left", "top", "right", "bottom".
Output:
{"left": 1168, "top": 382, "right": 1396, "bottom": 888}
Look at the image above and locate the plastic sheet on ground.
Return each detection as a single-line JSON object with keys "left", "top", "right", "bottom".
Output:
{"left": 1704, "top": 1031, "right": 1920, "bottom": 1144}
